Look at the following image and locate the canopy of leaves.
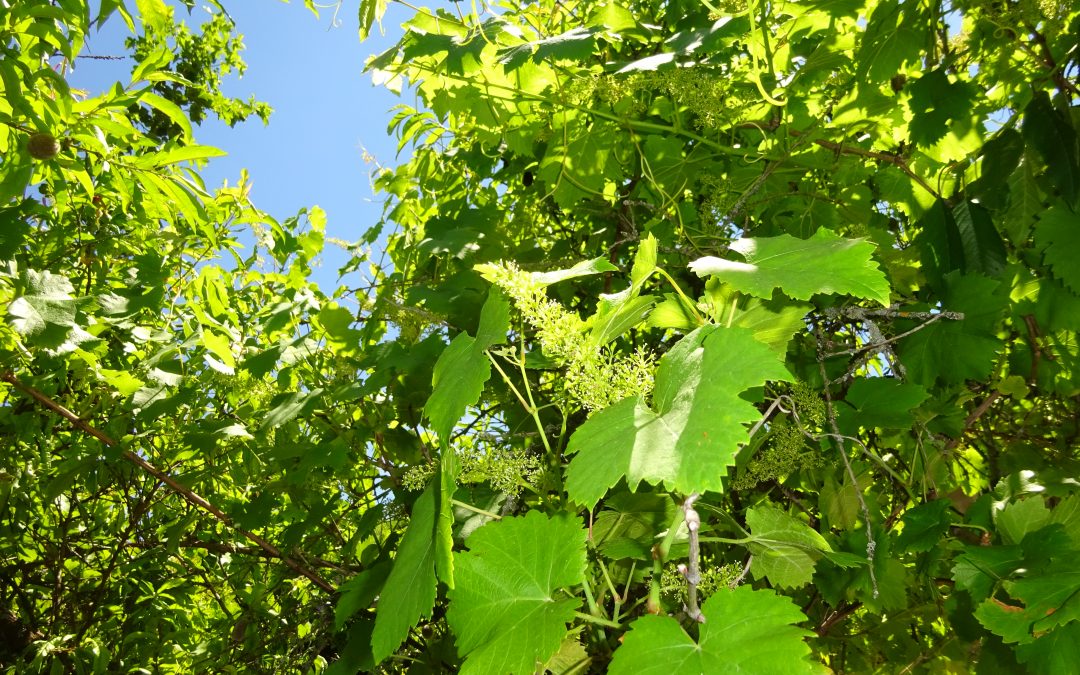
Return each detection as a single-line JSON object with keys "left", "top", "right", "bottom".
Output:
{"left": 2, "top": 0, "right": 1080, "bottom": 672}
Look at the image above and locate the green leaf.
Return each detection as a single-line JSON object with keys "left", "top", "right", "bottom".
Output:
{"left": 972, "top": 128, "right": 1024, "bottom": 207}
{"left": 898, "top": 272, "right": 1006, "bottom": 387}
{"left": 608, "top": 587, "right": 820, "bottom": 674}
{"left": 139, "top": 91, "right": 192, "bottom": 141}
{"left": 7, "top": 269, "right": 77, "bottom": 337}
{"left": 896, "top": 499, "right": 953, "bottom": 553}
{"left": 565, "top": 326, "right": 792, "bottom": 507}
{"left": 498, "top": 26, "right": 599, "bottom": 69}
{"left": 134, "top": 0, "right": 172, "bottom": 32}
{"left": 1016, "top": 621, "right": 1080, "bottom": 674}
{"left": 689, "top": 229, "right": 891, "bottom": 306}
{"left": 372, "top": 486, "right": 439, "bottom": 664}
{"left": 335, "top": 562, "right": 391, "bottom": 631}
{"left": 1023, "top": 91, "right": 1079, "bottom": 207}
{"left": 997, "top": 497, "right": 1050, "bottom": 546}
{"left": 952, "top": 545, "right": 1024, "bottom": 602}
{"left": 358, "top": 0, "right": 388, "bottom": 41}
{"left": 840, "top": 378, "right": 928, "bottom": 430}
{"left": 746, "top": 506, "right": 832, "bottom": 588}
{"left": 426, "top": 290, "right": 510, "bottom": 442}
{"left": 952, "top": 200, "right": 1007, "bottom": 278}
{"left": 446, "top": 511, "right": 587, "bottom": 675}
{"left": 856, "top": 0, "right": 925, "bottom": 83}
{"left": 1036, "top": 207, "right": 1080, "bottom": 294}
{"left": 591, "top": 491, "right": 676, "bottom": 560}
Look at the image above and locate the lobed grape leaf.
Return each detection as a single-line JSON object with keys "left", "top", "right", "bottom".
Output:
{"left": 447, "top": 511, "right": 587, "bottom": 674}
{"left": 565, "top": 326, "right": 792, "bottom": 508}
{"left": 689, "top": 229, "right": 891, "bottom": 306}
{"left": 608, "top": 586, "right": 822, "bottom": 674}
{"left": 746, "top": 506, "right": 833, "bottom": 588}
{"left": 1036, "top": 207, "right": 1080, "bottom": 295}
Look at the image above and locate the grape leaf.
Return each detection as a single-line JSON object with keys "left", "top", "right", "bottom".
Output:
{"left": 447, "top": 511, "right": 587, "bottom": 674}
{"left": 839, "top": 378, "right": 929, "bottom": 431}
{"left": 896, "top": 499, "right": 953, "bottom": 553}
{"left": 426, "top": 289, "right": 510, "bottom": 442}
{"left": 746, "top": 506, "right": 832, "bottom": 588}
{"left": 371, "top": 486, "right": 438, "bottom": 664}
{"left": 608, "top": 586, "right": 821, "bottom": 674}
{"left": 689, "top": 229, "right": 890, "bottom": 306}
{"left": 1036, "top": 207, "right": 1080, "bottom": 294}
{"left": 7, "top": 268, "right": 77, "bottom": 338}
{"left": 565, "top": 326, "right": 792, "bottom": 508}
{"left": 897, "top": 272, "right": 1006, "bottom": 387}
{"left": 952, "top": 545, "right": 1024, "bottom": 602}
{"left": 1016, "top": 621, "right": 1080, "bottom": 675}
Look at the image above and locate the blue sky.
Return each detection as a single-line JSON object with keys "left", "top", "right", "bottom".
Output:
{"left": 71, "top": 1, "right": 427, "bottom": 292}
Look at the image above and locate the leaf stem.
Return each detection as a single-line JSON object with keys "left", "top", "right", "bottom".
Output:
{"left": 573, "top": 611, "right": 621, "bottom": 629}
{"left": 450, "top": 499, "right": 502, "bottom": 520}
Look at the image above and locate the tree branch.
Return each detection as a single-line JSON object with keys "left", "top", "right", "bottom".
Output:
{"left": 0, "top": 372, "right": 336, "bottom": 594}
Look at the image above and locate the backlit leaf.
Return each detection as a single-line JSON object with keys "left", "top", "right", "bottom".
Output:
{"left": 689, "top": 229, "right": 890, "bottom": 306}
{"left": 608, "top": 587, "right": 820, "bottom": 674}
{"left": 447, "top": 511, "right": 587, "bottom": 674}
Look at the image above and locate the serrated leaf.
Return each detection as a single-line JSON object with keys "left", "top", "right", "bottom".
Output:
{"left": 1036, "top": 207, "right": 1080, "bottom": 294}
{"left": 358, "top": 0, "right": 388, "bottom": 41}
{"left": 840, "top": 378, "right": 928, "bottom": 430}
{"left": 746, "top": 506, "right": 832, "bottom": 588}
{"left": 898, "top": 272, "right": 1007, "bottom": 387}
{"left": 1016, "top": 621, "right": 1080, "bottom": 674}
{"left": 426, "top": 290, "right": 510, "bottom": 442}
{"left": 565, "top": 326, "right": 792, "bottom": 508}
{"left": 608, "top": 586, "right": 820, "bottom": 674}
{"left": 1023, "top": 91, "right": 1079, "bottom": 207}
{"left": 335, "top": 562, "right": 391, "bottom": 631}
{"left": 896, "top": 499, "right": 953, "bottom": 553}
{"left": 689, "top": 229, "right": 890, "bottom": 306}
{"left": 646, "top": 293, "right": 698, "bottom": 330}
{"left": 592, "top": 492, "right": 676, "bottom": 560}
{"left": 447, "top": 511, "right": 587, "bottom": 675}
{"left": 952, "top": 200, "right": 1007, "bottom": 278}
{"left": 1010, "top": 562, "right": 1080, "bottom": 634}
{"left": 371, "top": 486, "right": 438, "bottom": 664}
{"left": 997, "top": 497, "right": 1050, "bottom": 546}
{"left": 7, "top": 269, "right": 77, "bottom": 337}
{"left": 952, "top": 545, "right": 1024, "bottom": 602}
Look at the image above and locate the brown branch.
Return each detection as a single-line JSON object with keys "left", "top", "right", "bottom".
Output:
{"left": 816, "top": 601, "right": 863, "bottom": 637}
{"left": 943, "top": 391, "right": 1002, "bottom": 453}
{"left": 0, "top": 372, "right": 336, "bottom": 594}
{"left": 1026, "top": 24, "right": 1080, "bottom": 97}
{"left": 124, "top": 540, "right": 355, "bottom": 572}
{"left": 807, "top": 137, "right": 941, "bottom": 199}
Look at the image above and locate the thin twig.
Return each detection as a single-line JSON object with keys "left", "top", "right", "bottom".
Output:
{"left": 0, "top": 372, "right": 336, "bottom": 594}
{"left": 812, "top": 329, "right": 879, "bottom": 598}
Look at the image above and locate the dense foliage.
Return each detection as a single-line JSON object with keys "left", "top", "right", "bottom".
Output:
{"left": 1, "top": 0, "right": 1079, "bottom": 673}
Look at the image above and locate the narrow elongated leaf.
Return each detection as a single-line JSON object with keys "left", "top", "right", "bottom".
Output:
{"left": 952, "top": 200, "right": 1007, "bottom": 278}
{"left": 1023, "top": 91, "right": 1079, "bottom": 207}
{"left": 447, "top": 511, "right": 587, "bottom": 674}
{"left": 358, "top": 0, "right": 388, "bottom": 41}
{"left": 565, "top": 326, "right": 792, "bottom": 507}
{"left": 371, "top": 486, "right": 439, "bottom": 664}
{"left": 608, "top": 587, "right": 820, "bottom": 674}
{"left": 689, "top": 229, "right": 890, "bottom": 306}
